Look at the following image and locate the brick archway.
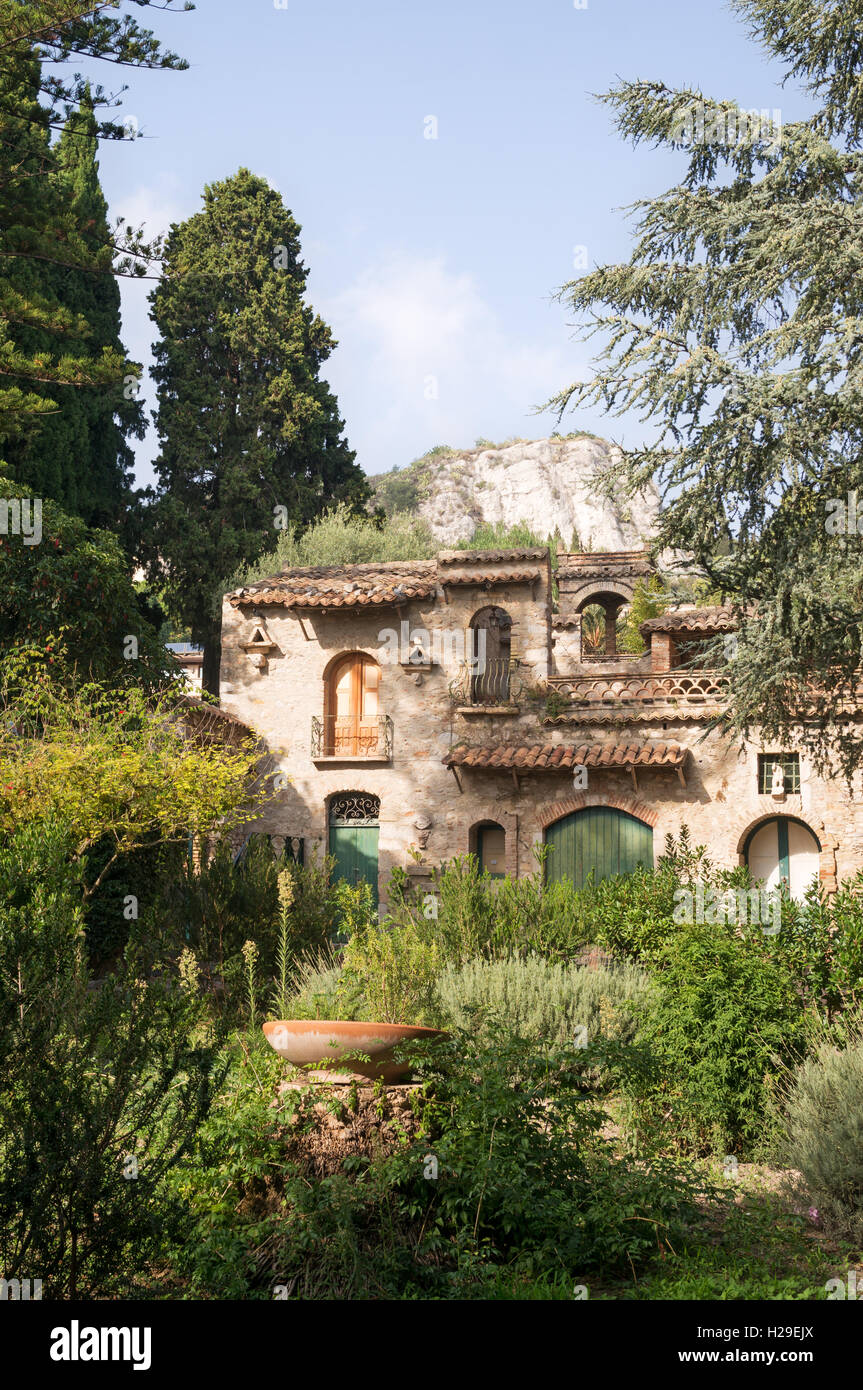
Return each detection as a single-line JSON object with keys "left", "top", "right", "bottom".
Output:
{"left": 732, "top": 810, "right": 836, "bottom": 894}
{"left": 538, "top": 791, "right": 659, "bottom": 831}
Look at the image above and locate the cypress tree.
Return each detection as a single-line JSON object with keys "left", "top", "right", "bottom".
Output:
{"left": 2, "top": 90, "right": 144, "bottom": 530}
{"left": 0, "top": 2, "right": 190, "bottom": 488}
{"left": 144, "top": 168, "right": 368, "bottom": 692}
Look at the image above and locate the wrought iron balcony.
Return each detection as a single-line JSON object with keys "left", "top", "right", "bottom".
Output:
{"left": 311, "top": 713, "right": 393, "bottom": 761}
{"left": 452, "top": 657, "right": 517, "bottom": 707}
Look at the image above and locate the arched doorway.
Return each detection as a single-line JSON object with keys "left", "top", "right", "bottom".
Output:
{"left": 545, "top": 806, "right": 653, "bottom": 888}
{"left": 473, "top": 820, "right": 506, "bottom": 879}
{"left": 469, "top": 606, "right": 512, "bottom": 704}
{"left": 328, "top": 793, "right": 380, "bottom": 907}
{"left": 324, "top": 653, "right": 381, "bottom": 756}
{"left": 744, "top": 817, "right": 820, "bottom": 899}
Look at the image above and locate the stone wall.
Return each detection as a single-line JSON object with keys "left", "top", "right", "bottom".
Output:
{"left": 219, "top": 550, "right": 863, "bottom": 906}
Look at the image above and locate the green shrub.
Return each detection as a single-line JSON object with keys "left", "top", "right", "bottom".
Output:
{"left": 278, "top": 950, "right": 366, "bottom": 1022}
{"left": 772, "top": 874, "right": 863, "bottom": 1019}
{"left": 435, "top": 952, "right": 650, "bottom": 1045}
{"left": 0, "top": 821, "right": 225, "bottom": 1298}
{"left": 172, "top": 1027, "right": 709, "bottom": 1298}
{"left": 340, "top": 918, "right": 442, "bottom": 1024}
{"left": 403, "top": 854, "right": 678, "bottom": 966}
{"left": 779, "top": 1017, "right": 863, "bottom": 1242}
{"left": 625, "top": 922, "right": 805, "bottom": 1158}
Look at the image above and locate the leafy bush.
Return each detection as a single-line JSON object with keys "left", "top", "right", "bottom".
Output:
{"left": 778, "top": 1017, "right": 863, "bottom": 1242}
{"left": 0, "top": 478, "right": 170, "bottom": 691}
{"left": 340, "top": 917, "right": 443, "bottom": 1024}
{"left": 411, "top": 853, "right": 678, "bottom": 965}
{"left": 436, "top": 952, "right": 650, "bottom": 1045}
{"left": 625, "top": 923, "right": 805, "bottom": 1157}
{"left": 772, "top": 874, "right": 863, "bottom": 1019}
{"left": 0, "top": 821, "right": 225, "bottom": 1298}
{"left": 172, "top": 1027, "right": 708, "bottom": 1299}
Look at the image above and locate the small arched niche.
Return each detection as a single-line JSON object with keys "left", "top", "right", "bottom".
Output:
{"left": 469, "top": 819, "right": 506, "bottom": 879}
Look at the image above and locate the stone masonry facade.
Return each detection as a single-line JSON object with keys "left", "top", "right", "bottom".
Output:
{"left": 218, "top": 548, "right": 862, "bottom": 905}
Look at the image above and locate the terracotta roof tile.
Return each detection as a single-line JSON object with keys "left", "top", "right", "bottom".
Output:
{"left": 444, "top": 742, "right": 687, "bottom": 771}
{"left": 441, "top": 568, "right": 542, "bottom": 586}
{"left": 228, "top": 560, "right": 437, "bottom": 609}
{"left": 640, "top": 605, "right": 737, "bottom": 635}
{"left": 437, "top": 548, "right": 549, "bottom": 565}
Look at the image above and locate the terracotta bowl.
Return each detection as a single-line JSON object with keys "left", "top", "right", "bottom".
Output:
{"left": 262, "top": 1019, "right": 444, "bottom": 1083}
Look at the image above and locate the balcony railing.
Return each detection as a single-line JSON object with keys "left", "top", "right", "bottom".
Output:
{"left": 452, "top": 657, "right": 515, "bottom": 707}
{"left": 545, "top": 670, "right": 728, "bottom": 706}
{"left": 311, "top": 714, "right": 393, "bottom": 760}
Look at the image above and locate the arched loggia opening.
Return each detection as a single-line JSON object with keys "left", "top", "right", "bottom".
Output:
{"left": 577, "top": 589, "right": 629, "bottom": 659}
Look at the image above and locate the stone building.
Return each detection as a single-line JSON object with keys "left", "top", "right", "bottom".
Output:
{"left": 218, "top": 547, "right": 860, "bottom": 908}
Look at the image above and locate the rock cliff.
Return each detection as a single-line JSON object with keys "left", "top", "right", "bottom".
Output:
{"left": 368, "top": 435, "right": 659, "bottom": 549}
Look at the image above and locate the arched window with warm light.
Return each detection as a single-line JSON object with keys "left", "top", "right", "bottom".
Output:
{"left": 323, "top": 653, "right": 382, "bottom": 757}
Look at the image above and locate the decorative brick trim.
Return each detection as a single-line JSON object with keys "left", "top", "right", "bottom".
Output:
{"left": 538, "top": 791, "right": 659, "bottom": 830}
{"left": 731, "top": 809, "right": 819, "bottom": 857}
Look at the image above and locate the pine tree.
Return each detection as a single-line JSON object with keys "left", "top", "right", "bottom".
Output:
{"left": 144, "top": 168, "right": 368, "bottom": 692}
{"left": 547, "top": 0, "right": 863, "bottom": 778}
{"left": 2, "top": 90, "right": 144, "bottom": 530}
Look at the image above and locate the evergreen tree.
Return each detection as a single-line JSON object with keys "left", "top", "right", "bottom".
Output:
{"left": 548, "top": 0, "right": 863, "bottom": 778}
{"left": 2, "top": 91, "right": 144, "bottom": 530}
{"left": 0, "top": 2, "right": 190, "bottom": 451}
{"left": 144, "top": 169, "right": 368, "bottom": 692}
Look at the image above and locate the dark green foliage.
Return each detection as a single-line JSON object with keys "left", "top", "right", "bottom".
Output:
{"left": 0, "top": 820, "right": 225, "bottom": 1298}
{"left": 171, "top": 1029, "right": 707, "bottom": 1299}
{"left": 83, "top": 838, "right": 185, "bottom": 966}
{"left": 0, "top": 477, "right": 170, "bottom": 689}
{"left": 144, "top": 169, "right": 368, "bottom": 690}
{"left": 2, "top": 93, "right": 143, "bottom": 531}
{"left": 625, "top": 923, "right": 805, "bottom": 1157}
{"left": 547, "top": 0, "right": 863, "bottom": 777}
{"left": 0, "top": 3, "right": 189, "bottom": 446}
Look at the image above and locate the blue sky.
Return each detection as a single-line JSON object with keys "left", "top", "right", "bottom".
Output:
{"left": 89, "top": 0, "right": 812, "bottom": 486}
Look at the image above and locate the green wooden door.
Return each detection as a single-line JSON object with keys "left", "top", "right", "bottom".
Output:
{"left": 545, "top": 807, "right": 653, "bottom": 888}
{"left": 329, "top": 823, "right": 380, "bottom": 907}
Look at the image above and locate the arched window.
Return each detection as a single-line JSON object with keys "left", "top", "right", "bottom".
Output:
{"left": 469, "top": 606, "right": 512, "bottom": 704}
{"left": 324, "top": 653, "right": 381, "bottom": 756}
{"left": 745, "top": 816, "right": 820, "bottom": 900}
